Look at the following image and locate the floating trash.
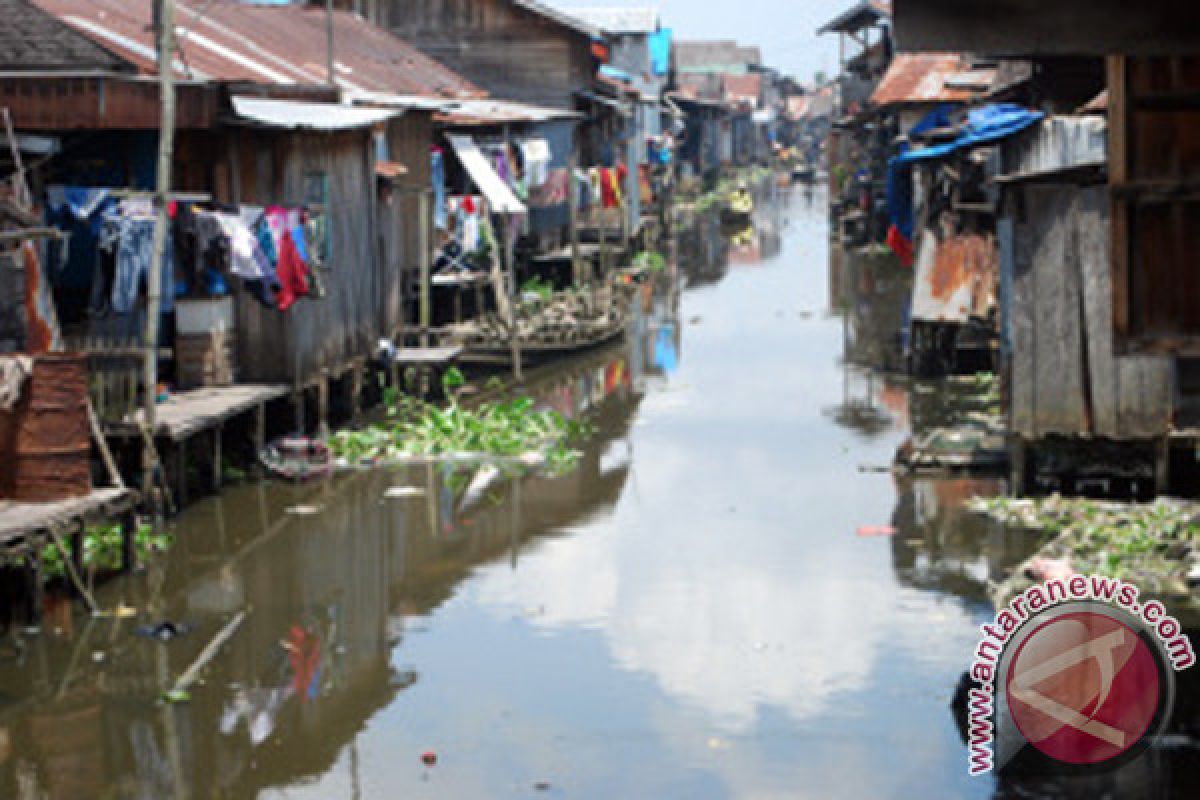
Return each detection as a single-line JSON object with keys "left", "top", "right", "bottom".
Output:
{"left": 856, "top": 525, "right": 897, "bottom": 538}
{"left": 384, "top": 487, "right": 426, "bottom": 499}
{"left": 421, "top": 751, "right": 438, "bottom": 767}
{"left": 136, "top": 621, "right": 193, "bottom": 641}
{"left": 285, "top": 505, "right": 322, "bottom": 516}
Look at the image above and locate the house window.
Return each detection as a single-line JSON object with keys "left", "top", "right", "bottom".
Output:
{"left": 303, "top": 171, "right": 331, "bottom": 268}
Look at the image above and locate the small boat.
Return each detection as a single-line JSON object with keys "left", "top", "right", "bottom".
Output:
{"left": 720, "top": 187, "right": 754, "bottom": 227}
{"left": 260, "top": 436, "right": 334, "bottom": 481}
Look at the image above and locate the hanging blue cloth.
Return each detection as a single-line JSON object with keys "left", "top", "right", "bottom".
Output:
{"left": 649, "top": 29, "right": 672, "bottom": 76}
{"left": 431, "top": 149, "right": 447, "bottom": 231}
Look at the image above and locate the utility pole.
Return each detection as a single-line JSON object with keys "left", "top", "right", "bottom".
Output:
{"left": 326, "top": 0, "right": 336, "bottom": 86}
{"left": 145, "top": 0, "right": 176, "bottom": 497}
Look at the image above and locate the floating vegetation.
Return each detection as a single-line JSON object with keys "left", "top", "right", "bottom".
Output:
{"left": 520, "top": 276, "right": 555, "bottom": 304}
{"left": 37, "top": 522, "right": 171, "bottom": 582}
{"left": 632, "top": 251, "right": 667, "bottom": 273}
{"left": 970, "top": 494, "right": 1200, "bottom": 600}
{"left": 330, "top": 370, "right": 595, "bottom": 475}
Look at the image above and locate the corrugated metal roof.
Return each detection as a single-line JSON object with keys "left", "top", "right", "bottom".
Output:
{"left": 674, "top": 40, "right": 762, "bottom": 72}
{"left": 230, "top": 96, "right": 401, "bottom": 131}
{"left": 569, "top": 7, "right": 660, "bottom": 34}
{"left": 511, "top": 0, "right": 604, "bottom": 39}
{"left": 723, "top": 74, "right": 761, "bottom": 107}
{"left": 32, "top": 0, "right": 483, "bottom": 98}
{"left": 870, "top": 53, "right": 980, "bottom": 108}
{"left": 446, "top": 134, "right": 526, "bottom": 214}
{"left": 436, "top": 99, "right": 583, "bottom": 125}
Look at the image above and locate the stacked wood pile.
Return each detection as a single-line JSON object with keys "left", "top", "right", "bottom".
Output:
{"left": 448, "top": 288, "right": 628, "bottom": 350}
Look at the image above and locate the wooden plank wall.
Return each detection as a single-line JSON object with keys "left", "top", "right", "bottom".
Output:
{"left": 379, "top": 113, "right": 435, "bottom": 339}
{"left": 386, "top": 0, "right": 591, "bottom": 109}
{"left": 1010, "top": 183, "right": 1173, "bottom": 439}
{"left": 232, "top": 129, "right": 381, "bottom": 386}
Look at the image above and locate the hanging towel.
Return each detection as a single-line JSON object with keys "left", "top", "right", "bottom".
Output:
{"left": 275, "top": 229, "right": 310, "bottom": 312}
{"left": 519, "top": 139, "right": 551, "bottom": 187}
{"left": 431, "top": 148, "right": 448, "bottom": 231}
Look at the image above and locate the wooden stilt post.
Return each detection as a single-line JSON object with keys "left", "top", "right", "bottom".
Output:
{"left": 212, "top": 425, "right": 223, "bottom": 492}
{"left": 25, "top": 549, "right": 43, "bottom": 627}
{"left": 292, "top": 388, "right": 305, "bottom": 434}
{"left": 568, "top": 150, "right": 582, "bottom": 287}
{"left": 1155, "top": 438, "right": 1170, "bottom": 496}
{"left": 176, "top": 437, "right": 188, "bottom": 509}
{"left": 317, "top": 370, "right": 330, "bottom": 438}
{"left": 1010, "top": 435, "right": 1027, "bottom": 497}
{"left": 418, "top": 191, "right": 432, "bottom": 348}
{"left": 351, "top": 362, "right": 364, "bottom": 419}
{"left": 255, "top": 403, "right": 266, "bottom": 454}
{"left": 121, "top": 510, "right": 138, "bottom": 572}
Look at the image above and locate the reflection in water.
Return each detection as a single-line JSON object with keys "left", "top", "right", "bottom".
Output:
{"left": 0, "top": 189, "right": 1193, "bottom": 798}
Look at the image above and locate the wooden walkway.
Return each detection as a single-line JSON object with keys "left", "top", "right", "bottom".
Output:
{"left": 103, "top": 385, "right": 290, "bottom": 441}
{"left": 0, "top": 488, "right": 139, "bottom": 624}
{"left": 0, "top": 488, "right": 138, "bottom": 555}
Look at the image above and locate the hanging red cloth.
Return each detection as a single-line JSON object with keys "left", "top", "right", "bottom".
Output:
{"left": 275, "top": 229, "right": 310, "bottom": 311}
{"left": 886, "top": 224, "right": 914, "bottom": 268}
{"left": 600, "top": 168, "right": 624, "bottom": 208}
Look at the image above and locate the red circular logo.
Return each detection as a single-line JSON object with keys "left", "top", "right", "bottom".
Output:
{"left": 1005, "top": 611, "right": 1161, "bottom": 765}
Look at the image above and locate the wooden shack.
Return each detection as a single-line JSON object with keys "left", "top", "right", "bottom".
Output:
{"left": 375, "top": 0, "right": 604, "bottom": 110}
{"left": 995, "top": 115, "right": 1175, "bottom": 488}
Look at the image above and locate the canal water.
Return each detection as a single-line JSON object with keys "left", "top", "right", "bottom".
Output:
{"left": 0, "top": 186, "right": 1184, "bottom": 798}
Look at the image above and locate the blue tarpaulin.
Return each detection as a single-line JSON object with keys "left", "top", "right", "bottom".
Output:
{"left": 893, "top": 104, "right": 1045, "bottom": 167}
{"left": 887, "top": 104, "right": 1044, "bottom": 246}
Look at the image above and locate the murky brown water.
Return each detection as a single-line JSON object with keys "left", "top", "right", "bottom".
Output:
{"left": 0, "top": 186, "right": 1194, "bottom": 798}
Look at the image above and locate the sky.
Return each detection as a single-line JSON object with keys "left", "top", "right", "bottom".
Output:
{"left": 547, "top": 0, "right": 850, "bottom": 83}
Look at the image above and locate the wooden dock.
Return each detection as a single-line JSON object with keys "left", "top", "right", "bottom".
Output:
{"left": 0, "top": 488, "right": 139, "bottom": 624}
{"left": 103, "top": 385, "right": 290, "bottom": 508}
{"left": 103, "top": 385, "right": 290, "bottom": 441}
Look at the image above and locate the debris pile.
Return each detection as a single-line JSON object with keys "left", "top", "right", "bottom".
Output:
{"left": 449, "top": 289, "right": 627, "bottom": 350}
{"left": 971, "top": 494, "right": 1200, "bottom": 609}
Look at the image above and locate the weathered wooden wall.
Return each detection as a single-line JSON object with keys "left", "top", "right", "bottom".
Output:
{"left": 378, "top": 113, "right": 435, "bottom": 338}
{"left": 223, "top": 128, "right": 380, "bottom": 386}
{"left": 383, "top": 0, "right": 594, "bottom": 109}
{"left": 1009, "top": 184, "right": 1173, "bottom": 439}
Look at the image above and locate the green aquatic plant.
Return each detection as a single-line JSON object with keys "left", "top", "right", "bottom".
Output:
{"left": 520, "top": 277, "right": 555, "bottom": 304}
{"left": 632, "top": 251, "right": 667, "bottom": 273}
{"left": 329, "top": 390, "right": 595, "bottom": 473}
{"left": 37, "top": 522, "right": 171, "bottom": 581}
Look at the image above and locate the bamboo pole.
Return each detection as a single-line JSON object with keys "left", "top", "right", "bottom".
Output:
{"left": 568, "top": 150, "right": 582, "bottom": 287}
{"left": 144, "top": 0, "right": 176, "bottom": 497}
{"left": 169, "top": 610, "right": 248, "bottom": 697}
{"left": 418, "top": 190, "right": 432, "bottom": 347}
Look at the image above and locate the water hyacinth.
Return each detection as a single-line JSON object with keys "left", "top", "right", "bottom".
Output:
{"left": 329, "top": 370, "right": 595, "bottom": 474}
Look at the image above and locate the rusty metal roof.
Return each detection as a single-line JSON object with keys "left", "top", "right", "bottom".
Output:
{"left": 722, "top": 74, "right": 761, "bottom": 107}
{"left": 31, "top": 0, "right": 483, "bottom": 98}
{"left": 870, "top": 53, "right": 984, "bottom": 108}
